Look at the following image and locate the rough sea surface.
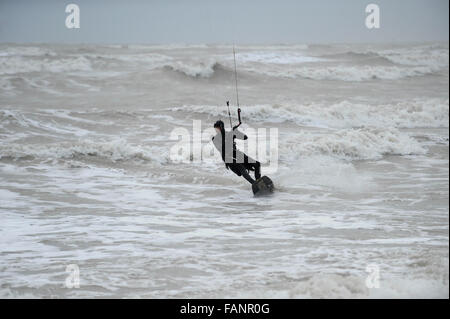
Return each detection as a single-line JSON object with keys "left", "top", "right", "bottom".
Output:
{"left": 0, "top": 43, "right": 448, "bottom": 298}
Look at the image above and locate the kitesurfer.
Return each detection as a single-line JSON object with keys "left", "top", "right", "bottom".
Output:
{"left": 212, "top": 120, "right": 261, "bottom": 184}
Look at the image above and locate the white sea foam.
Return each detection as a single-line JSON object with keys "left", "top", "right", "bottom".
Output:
{"left": 281, "top": 127, "right": 426, "bottom": 161}
{"left": 0, "top": 56, "right": 92, "bottom": 75}
{"left": 0, "top": 139, "right": 169, "bottom": 164}
{"left": 81, "top": 51, "right": 220, "bottom": 77}
{"left": 173, "top": 98, "right": 449, "bottom": 129}
{"left": 235, "top": 273, "right": 449, "bottom": 299}
{"left": 377, "top": 46, "right": 449, "bottom": 68}
{"left": 0, "top": 42, "right": 447, "bottom": 299}
{"left": 234, "top": 51, "right": 323, "bottom": 64}
{"left": 162, "top": 59, "right": 221, "bottom": 78}
{"left": 0, "top": 46, "right": 56, "bottom": 57}
{"left": 0, "top": 109, "right": 93, "bottom": 136}
{"left": 276, "top": 155, "right": 373, "bottom": 191}
{"left": 248, "top": 64, "right": 445, "bottom": 81}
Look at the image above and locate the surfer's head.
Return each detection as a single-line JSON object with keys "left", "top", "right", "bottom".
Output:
{"left": 214, "top": 120, "right": 225, "bottom": 134}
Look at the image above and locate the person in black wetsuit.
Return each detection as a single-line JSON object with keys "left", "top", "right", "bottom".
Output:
{"left": 212, "top": 120, "right": 261, "bottom": 184}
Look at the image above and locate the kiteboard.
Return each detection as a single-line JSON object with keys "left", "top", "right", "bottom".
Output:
{"left": 252, "top": 176, "right": 274, "bottom": 196}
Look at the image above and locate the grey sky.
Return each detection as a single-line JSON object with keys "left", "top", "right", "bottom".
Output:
{"left": 0, "top": 0, "right": 448, "bottom": 44}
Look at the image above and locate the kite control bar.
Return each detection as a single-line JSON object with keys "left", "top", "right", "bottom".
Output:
{"left": 226, "top": 101, "right": 242, "bottom": 130}
{"left": 233, "top": 107, "right": 241, "bottom": 130}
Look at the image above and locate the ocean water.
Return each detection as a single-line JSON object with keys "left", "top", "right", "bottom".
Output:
{"left": 0, "top": 42, "right": 448, "bottom": 298}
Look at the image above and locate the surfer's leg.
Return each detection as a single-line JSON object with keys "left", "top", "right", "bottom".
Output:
{"left": 229, "top": 163, "right": 255, "bottom": 184}
{"left": 237, "top": 164, "right": 255, "bottom": 184}
{"left": 241, "top": 169, "right": 255, "bottom": 184}
{"left": 254, "top": 161, "right": 261, "bottom": 180}
{"left": 243, "top": 154, "right": 261, "bottom": 180}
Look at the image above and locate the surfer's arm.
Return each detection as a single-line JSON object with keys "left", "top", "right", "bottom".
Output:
{"left": 233, "top": 129, "right": 248, "bottom": 140}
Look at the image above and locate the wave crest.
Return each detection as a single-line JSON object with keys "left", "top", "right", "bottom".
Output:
{"left": 0, "top": 139, "right": 168, "bottom": 164}
{"left": 0, "top": 56, "right": 92, "bottom": 75}
{"left": 162, "top": 60, "right": 223, "bottom": 78}
{"left": 282, "top": 127, "right": 426, "bottom": 161}
{"left": 173, "top": 98, "right": 449, "bottom": 129}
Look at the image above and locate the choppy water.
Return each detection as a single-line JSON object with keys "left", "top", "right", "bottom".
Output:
{"left": 0, "top": 43, "right": 448, "bottom": 298}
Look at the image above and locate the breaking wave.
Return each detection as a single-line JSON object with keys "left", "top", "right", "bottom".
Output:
{"left": 0, "top": 56, "right": 92, "bottom": 75}
{"left": 173, "top": 98, "right": 449, "bottom": 129}
{"left": 162, "top": 60, "right": 224, "bottom": 78}
{"left": 1, "top": 43, "right": 447, "bottom": 82}
{"left": 0, "top": 139, "right": 169, "bottom": 164}
{"left": 0, "top": 46, "right": 56, "bottom": 57}
{"left": 250, "top": 64, "right": 445, "bottom": 81}
{"left": 281, "top": 127, "right": 426, "bottom": 161}
{"left": 377, "top": 46, "right": 449, "bottom": 68}
{"left": 234, "top": 51, "right": 324, "bottom": 64}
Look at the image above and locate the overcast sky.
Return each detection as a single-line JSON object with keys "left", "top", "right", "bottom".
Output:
{"left": 0, "top": 0, "right": 448, "bottom": 44}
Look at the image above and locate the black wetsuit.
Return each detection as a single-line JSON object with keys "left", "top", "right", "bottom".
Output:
{"left": 212, "top": 128, "right": 261, "bottom": 184}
